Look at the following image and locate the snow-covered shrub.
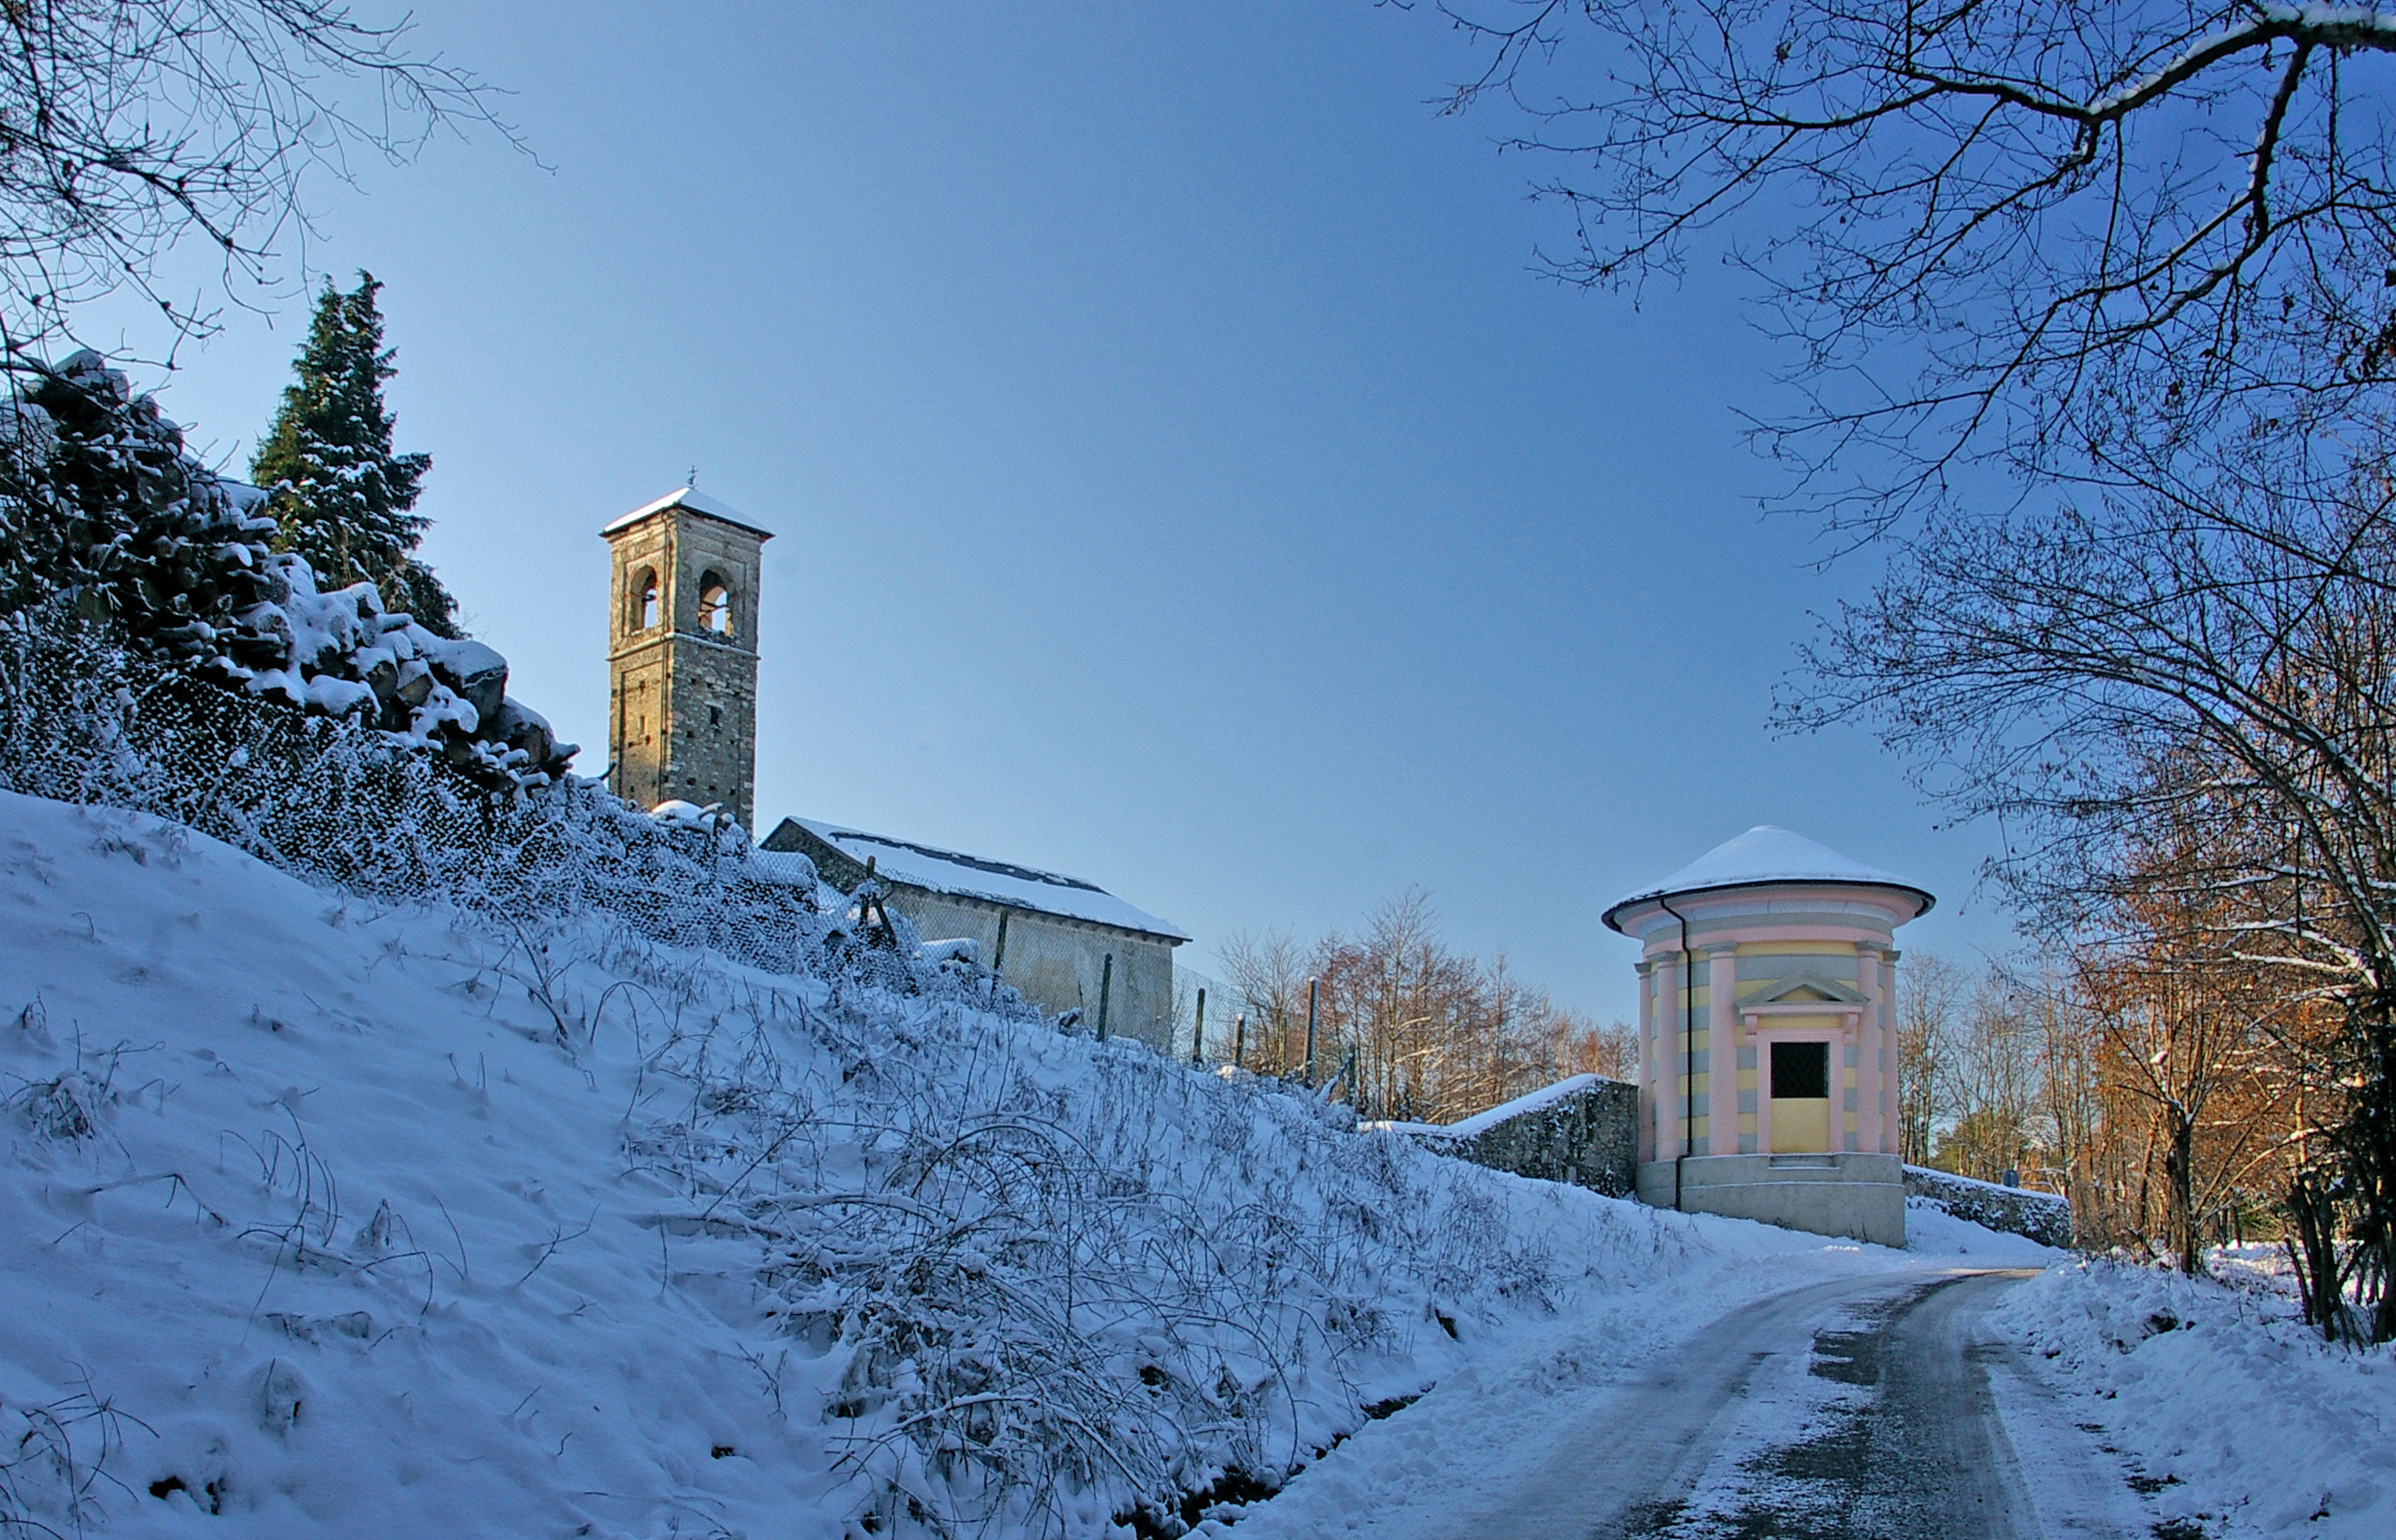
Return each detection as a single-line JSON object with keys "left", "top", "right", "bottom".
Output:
{"left": 0, "top": 353, "right": 570, "bottom": 789}
{"left": 9, "top": 1068, "right": 107, "bottom": 1142}
{"left": 583, "top": 920, "right": 1631, "bottom": 1537}
{"left": 3, "top": 998, "right": 120, "bottom": 1143}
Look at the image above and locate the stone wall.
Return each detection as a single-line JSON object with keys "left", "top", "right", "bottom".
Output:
{"left": 1903, "top": 1165, "right": 2073, "bottom": 1248}
{"left": 1394, "top": 1076, "right": 1640, "bottom": 1198}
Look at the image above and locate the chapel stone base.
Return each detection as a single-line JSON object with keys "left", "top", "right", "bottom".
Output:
{"left": 1635, "top": 1153, "right": 1906, "bottom": 1248}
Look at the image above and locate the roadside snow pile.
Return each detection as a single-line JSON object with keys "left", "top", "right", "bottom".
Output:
{"left": 1997, "top": 1260, "right": 2396, "bottom": 1537}
{"left": 1, "top": 788, "right": 1703, "bottom": 1538}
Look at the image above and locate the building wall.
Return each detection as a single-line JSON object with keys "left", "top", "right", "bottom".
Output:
{"left": 891, "top": 890, "right": 1176, "bottom": 1054}
{"left": 758, "top": 820, "right": 1180, "bottom": 1053}
{"left": 604, "top": 508, "right": 765, "bottom": 829}
{"left": 1627, "top": 888, "right": 1910, "bottom": 1159}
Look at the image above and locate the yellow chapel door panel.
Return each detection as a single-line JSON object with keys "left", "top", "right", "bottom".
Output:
{"left": 1770, "top": 1098, "right": 1831, "bottom": 1153}
{"left": 1768, "top": 1040, "right": 1833, "bottom": 1154}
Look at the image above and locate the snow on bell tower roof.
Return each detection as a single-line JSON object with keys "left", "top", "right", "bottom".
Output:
{"left": 601, "top": 485, "right": 775, "bottom": 541}
{"left": 1602, "top": 825, "right": 1934, "bottom": 932}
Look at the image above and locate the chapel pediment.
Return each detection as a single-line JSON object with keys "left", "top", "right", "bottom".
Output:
{"left": 1746, "top": 970, "right": 1869, "bottom": 1007}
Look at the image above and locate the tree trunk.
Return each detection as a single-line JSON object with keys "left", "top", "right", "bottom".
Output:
{"left": 2164, "top": 1110, "right": 2200, "bottom": 1275}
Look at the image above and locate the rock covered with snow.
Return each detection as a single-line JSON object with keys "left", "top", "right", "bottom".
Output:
{"left": 0, "top": 352, "right": 575, "bottom": 790}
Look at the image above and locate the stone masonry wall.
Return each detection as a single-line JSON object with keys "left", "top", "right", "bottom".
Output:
{"left": 1405, "top": 1078, "right": 1640, "bottom": 1198}
{"left": 1904, "top": 1165, "right": 2074, "bottom": 1248}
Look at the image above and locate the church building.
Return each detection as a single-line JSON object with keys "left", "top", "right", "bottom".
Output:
{"left": 761, "top": 815, "right": 1188, "bottom": 1051}
{"left": 602, "top": 486, "right": 1186, "bottom": 1048}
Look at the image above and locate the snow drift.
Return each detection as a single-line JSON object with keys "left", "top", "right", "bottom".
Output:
{"left": 0, "top": 789, "right": 1683, "bottom": 1537}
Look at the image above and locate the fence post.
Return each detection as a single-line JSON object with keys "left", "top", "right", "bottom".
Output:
{"left": 1305, "top": 976, "right": 1318, "bottom": 1087}
{"left": 1097, "top": 953, "right": 1112, "bottom": 1042}
{"left": 991, "top": 910, "right": 1010, "bottom": 978}
{"left": 1191, "top": 987, "right": 1206, "bottom": 1066}
{"left": 1234, "top": 1013, "right": 1246, "bottom": 1069}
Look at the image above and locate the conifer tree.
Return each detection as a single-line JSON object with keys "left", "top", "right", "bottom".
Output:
{"left": 251, "top": 274, "right": 458, "bottom": 636}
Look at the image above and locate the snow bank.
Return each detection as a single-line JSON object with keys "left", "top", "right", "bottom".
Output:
{"left": 1995, "top": 1260, "right": 2396, "bottom": 1537}
{"left": 0, "top": 788, "right": 1759, "bottom": 1538}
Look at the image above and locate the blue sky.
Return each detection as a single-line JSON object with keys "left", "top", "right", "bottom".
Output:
{"left": 80, "top": 3, "right": 2022, "bottom": 1021}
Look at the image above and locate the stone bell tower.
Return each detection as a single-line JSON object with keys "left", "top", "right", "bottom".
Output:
{"left": 602, "top": 486, "right": 772, "bottom": 830}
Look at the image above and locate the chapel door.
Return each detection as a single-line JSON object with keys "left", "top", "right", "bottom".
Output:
{"left": 1769, "top": 1040, "right": 1832, "bottom": 1153}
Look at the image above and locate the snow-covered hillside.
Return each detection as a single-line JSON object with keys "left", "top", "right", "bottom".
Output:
{"left": 8, "top": 787, "right": 2380, "bottom": 1538}
{"left": 0, "top": 789, "right": 1935, "bottom": 1538}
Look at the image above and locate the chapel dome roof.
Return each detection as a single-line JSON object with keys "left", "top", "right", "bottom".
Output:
{"left": 1602, "top": 825, "right": 1934, "bottom": 932}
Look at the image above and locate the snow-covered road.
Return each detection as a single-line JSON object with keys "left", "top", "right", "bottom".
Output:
{"left": 1577, "top": 1268, "right": 2150, "bottom": 1539}
{"left": 1473, "top": 1268, "right": 2135, "bottom": 1539}
{"left": 1232, "top": 1264, "right": 2158, "bottom": 1540}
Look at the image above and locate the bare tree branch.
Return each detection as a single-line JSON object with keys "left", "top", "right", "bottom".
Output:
{"left": 0, "top": 1, "right": 516, "bottom": 371}
{"left": 1425, "top": 1, "right": 2396, "bottom": 533}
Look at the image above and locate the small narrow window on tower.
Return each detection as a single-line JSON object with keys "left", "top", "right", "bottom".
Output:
{"left": 636, "top": 569, "right": 660, "bottom": 629}
{"left": 698, "top": 572, "right": 733, "bottom": 636}
{"left": 710, "top": 705, "right": 722, "bottom": 727}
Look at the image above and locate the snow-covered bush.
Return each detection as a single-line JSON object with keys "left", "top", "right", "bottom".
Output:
{"left": 582, "top": 923, "right": 1629, "bottom": 1536}
{"left": 0, "top": 595, "right": 1029, "bottom": 1027}
{"left": 0, "top": 352, "right": 571, "bottom": 789}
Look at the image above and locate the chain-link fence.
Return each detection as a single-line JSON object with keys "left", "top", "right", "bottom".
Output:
{"left": 0, "top": 605, "right": 1037, "bottom": 1014}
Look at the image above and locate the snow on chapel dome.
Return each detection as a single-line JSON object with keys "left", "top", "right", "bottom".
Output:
{"left": 1602, "top": 825, "right": 1933, "bottom": 932}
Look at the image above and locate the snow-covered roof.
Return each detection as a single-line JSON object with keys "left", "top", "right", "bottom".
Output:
{"left": 1603, "top": 825, "right": 1933, "bottom": 931}
{"left": 601, "top": 485, "right": 775, "bottom": 540}
{"left": 769, "top": 815, "right": 1190, "bottom": 942}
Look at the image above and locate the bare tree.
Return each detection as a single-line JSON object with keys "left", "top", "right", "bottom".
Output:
{"left": 1428, "top": 0, "right": 2396, "bottom": 534}
{"left": 1938, "top": 973, "right": 2042, "bottom": 1182}
{"left": 2078, "top": 915, "right": 2291, "bottom": 1273}
{"left": 1794, "top": 459, "right": 2396, "bottom": 1336}
{"left": 1215, "top": 925, "right": 1311, "bottom": 1075}
{"left": 1895, "top": 951, "right": 1964, "bottom": 1167}
{"left": 0, "top": 2, "right": 510, "bottom": 368}
{"left": 2029, "top": 974, "right": 2106, "bottom": 1227}
{"left": 1223, "top": 892, "right": 1608, "bottom": 1120}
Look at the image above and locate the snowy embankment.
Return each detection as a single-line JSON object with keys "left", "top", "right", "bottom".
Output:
{"left": 17, "top": 787, "right": 2377, "bottom": 1538}
{"left": 0, "top": 789, "right": 1930, "bottom": 1538}
{"left": 1996, "top": 1261, "right": 2395, "bottom": 1537}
